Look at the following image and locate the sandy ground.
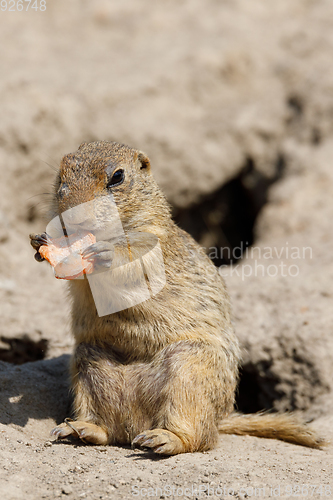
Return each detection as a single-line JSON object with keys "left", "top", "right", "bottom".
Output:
{"left": 1, "top": 427, "right": 332, "bottom": 500}
{"left": 0, "top": 1, "right": 333, "bottom": 499}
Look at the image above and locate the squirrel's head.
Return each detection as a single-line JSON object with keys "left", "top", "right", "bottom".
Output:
{"left": 50, "top": 141, "right": 170, "bottom": 236}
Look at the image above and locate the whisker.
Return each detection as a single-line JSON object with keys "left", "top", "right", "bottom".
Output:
{"left": 27, "top": 201, "right": 49, "bottom": 212}
{"left": 41, "top": 160, "right": 58, "bottom": 172}
{"left": 39, "top": 154, "right": 59, "bottom": 171}
{"left": 26, "top": 193, "right": 54, "bottom": 201}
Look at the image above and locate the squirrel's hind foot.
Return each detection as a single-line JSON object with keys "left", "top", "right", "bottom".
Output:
{"left": 51, "top": 419, "right": 109, "bottom": 445}
{"left": 132, "top": 429, "right": 186, "bottom": 455}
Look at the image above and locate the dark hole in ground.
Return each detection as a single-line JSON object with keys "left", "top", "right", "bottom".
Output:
{"left": 235, "top": 363, "right": 283, "bottom": 414}
{"left": 0, "top": 335, "right": 48, "bottom": 364}
{"left": 236, "top": 367, "right": 262, "bottom": 414}
{"left": 173, "top": 155, "right": 285, "bottom": 266}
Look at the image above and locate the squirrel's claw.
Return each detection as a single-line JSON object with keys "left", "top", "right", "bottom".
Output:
{"left": 82, "top": 241, "right": 114, "bottom": 269}
{"left": 30, "top": 232, "right": 49, "bottom": 262}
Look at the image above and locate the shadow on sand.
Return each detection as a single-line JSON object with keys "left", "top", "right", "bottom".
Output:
{"left": 0, "top": 354, "right": 72, "bottom": 428}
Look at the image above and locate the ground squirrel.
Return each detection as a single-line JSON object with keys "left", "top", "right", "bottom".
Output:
{"left": 30, "top": 141, "right": 322, "bottom": 454}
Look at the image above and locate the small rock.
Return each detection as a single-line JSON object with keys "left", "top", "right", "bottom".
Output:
{"left": 62, "top": 486, "right": 73, "bottom": 495}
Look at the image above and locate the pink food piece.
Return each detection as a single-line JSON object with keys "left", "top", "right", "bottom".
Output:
{"left": 39, "top": 231, "right": 96, "bottom": 280}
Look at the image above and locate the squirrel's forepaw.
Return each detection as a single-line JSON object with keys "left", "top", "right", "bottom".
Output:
{"left": 132, "top": 429, "right": 186, "bottom": 455}
{"left": 82, "top": 241, "right": 114, "bottom": 270}
{"left": 29, "top": 232, "right": 48, "bottom": 249}
{"left": 29, "top": 233, "right": 48, "bottom": 261}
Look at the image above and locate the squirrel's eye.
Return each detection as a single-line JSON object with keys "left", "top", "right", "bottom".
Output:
{"left": 107, "top": 169, "right": 124, "bottom": 188}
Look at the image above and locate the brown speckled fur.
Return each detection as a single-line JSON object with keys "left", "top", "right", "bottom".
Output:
{"left": 30, "top": 141, "right": 323, "bottom": 453}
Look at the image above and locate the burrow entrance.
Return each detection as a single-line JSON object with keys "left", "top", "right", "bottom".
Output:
{"left": 0, "top": 335, "right": 48, "bottom": 364}
{"left": 173, "top": 155, "right": 285, "bottom": 266}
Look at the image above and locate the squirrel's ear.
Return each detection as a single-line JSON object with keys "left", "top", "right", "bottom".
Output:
{"left": 137, "top": 151, "right": 151, "bottom": 172}
{"left": 78, "top": 142, "right": 88, "bottom": 150}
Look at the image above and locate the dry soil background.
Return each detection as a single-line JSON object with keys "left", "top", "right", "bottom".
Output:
{"left": 0, "top": 0, "right": 333, "bottom": 499}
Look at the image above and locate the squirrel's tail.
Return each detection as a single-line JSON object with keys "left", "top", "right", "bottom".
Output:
{"left": 218, "top": 412, "right": 325, "bottom": 449}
